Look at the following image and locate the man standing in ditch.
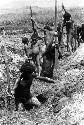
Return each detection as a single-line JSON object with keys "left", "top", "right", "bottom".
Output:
{"left": 31, "top": 17, "right": 62, "bottom": 78}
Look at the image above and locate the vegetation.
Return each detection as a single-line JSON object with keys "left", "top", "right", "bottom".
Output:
{"left": 0, "top": 5, "right": 84, "bottom": 125}
{"left": 0, "top": 6, "right": 84, "bottom": 32}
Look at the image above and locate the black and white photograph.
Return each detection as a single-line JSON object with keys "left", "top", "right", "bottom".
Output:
{"left": 0, "top": 0, "right": 84, "bottom": 124}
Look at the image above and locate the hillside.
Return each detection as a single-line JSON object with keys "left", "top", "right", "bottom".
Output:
{"left": 0, "top": 5, "right": 84, "bottom": 125}
{"left": 0, "top": 6, "right": 84, "bottom": 32}
{"left": 0, "top": 33, "right": 84, "bottom": 125}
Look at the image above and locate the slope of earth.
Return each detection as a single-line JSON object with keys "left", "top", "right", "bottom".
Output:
{"left": 0, "top": 6, "right": 84, "bottom": 32}
{"left": 0, "top": 35, "right": 84, "bottom": 125}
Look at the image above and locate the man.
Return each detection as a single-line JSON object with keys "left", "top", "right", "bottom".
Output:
{"left": 62, "top": 4, "right": 72, "bottom": 27}
{"left": 80, "top": 24, "right": 84, "bottom": 42}
{"left": 31, "top": 18, "right": 62, "bottom": 78}
{"left": 40, "top": 32, "right": 62, "bottom": 78}
{"left": 22, "top": 37, "right": 29, "bottom": 57}
{"left": 57, "top": 22, "right": 64, "bottom": 52}
{"left": 22, "top": 33, "right": 41, "bottom": 76}
{"left": 14, "top": 60, "right": 47, "bottom": 111}
{"left": 14, "top": 60, "right": 35, "bottom": 110}
{"left": 62, "top": 11, "right": 71, "bottom": 26}
{"left": 31, "top": 28, "right": 38, "bottom": 47}
{"left": 75, "top": 24, "right": 84, "bottom": 47}
{"left": 62, "top": 6, "right": 72, "bottom": 34}
{"left": 41, "top": 39, "right": 55, "bottom": 78}
{"left": 14, "top": 60, "right": 41, "bottom": 111}
{"left": 31, "top": 26, "right": 42, "bottom": 47}
{"left": 76, "top": 25, "right": 82, "bottom": 47}
{"left": 62, "top": 4, "right": 73, "bottom": 52}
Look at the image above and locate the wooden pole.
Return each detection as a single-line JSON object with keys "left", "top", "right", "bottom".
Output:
{"left": 55, "top": 0, "right": 58, "bottom": 70}
{"left": 35, "top": 76, "right": 55, "bottom": 83}
{"left": 30, "top": 6, "right": 34, "bottom": 30}
{"left": 75, "top": 24, "right": 77, "bottom": 51}
{"left": 30, "top": 6, "right": 32, "bottom": 18}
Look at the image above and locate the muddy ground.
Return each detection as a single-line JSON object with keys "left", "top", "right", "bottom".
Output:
{"left": 0, "top": 34, "right": 84, "bottom": 125}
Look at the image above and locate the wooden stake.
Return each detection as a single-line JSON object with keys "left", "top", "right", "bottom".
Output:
{"left": 55, "top": 0, "right": 58, "bottom": 70}
{"left": 35, "top": 76, "right": 55, "bottom": 83}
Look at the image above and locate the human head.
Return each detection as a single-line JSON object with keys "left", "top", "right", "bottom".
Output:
{"left": 62, "top": 9, "right": 66, "bottom": 15}
{"left": 22, "top": 37, "right": 29, "bottom": 45}
{"left": 82, "top": 23, "right": 84, "bottom": 28}
{"left": 20, "top": 60, "right": 35, "bottom": 75}
{"left": 44, "top": 25, "right": 52, "bottom": 31}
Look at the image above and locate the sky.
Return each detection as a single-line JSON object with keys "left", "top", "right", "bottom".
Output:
{"left": 0, "top": 0, "right": 84, "bottom": 9}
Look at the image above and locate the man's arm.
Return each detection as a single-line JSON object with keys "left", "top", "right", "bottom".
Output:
{"left": 24, "top": 45, "right": 30, "bottom": 57}
{"left": 31, "top": 17, "right": 46, "bottom": 32}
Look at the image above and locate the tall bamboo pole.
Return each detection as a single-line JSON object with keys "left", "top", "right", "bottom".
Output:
{"left": 55, "top": 0, "right": 58, "bottom": 70}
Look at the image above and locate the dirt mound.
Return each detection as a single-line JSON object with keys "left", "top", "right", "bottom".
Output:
{"left": 0, "top": 36, "right": 84, "bottom": 125}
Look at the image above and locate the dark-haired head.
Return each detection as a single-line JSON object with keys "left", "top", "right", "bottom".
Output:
{"left": 20, "top": 60, "right": 35, "bottom": 74}
{"left": 44, "top": 25, "right": 52, "bottom": 31}
{"left": 22, "top": 37, "right": 29, "bottom": 45}
{"left": 82, "top": 23, "right": 84, "bottom": 28}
